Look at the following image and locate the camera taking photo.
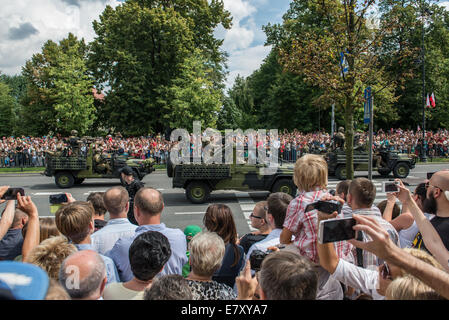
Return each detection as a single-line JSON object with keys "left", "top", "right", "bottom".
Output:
{"left": 305, "top": 200, "right": 342, "bottom": 215}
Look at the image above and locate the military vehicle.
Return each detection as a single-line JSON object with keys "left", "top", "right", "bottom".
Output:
{"left": 44, "top": 142, "right": 154, "bottom": 188}
{"left": 326, "top": 150, "right": 416, "bottom": 180}
{"left": 167, "top": 154, "right": 296, "bottom": 204}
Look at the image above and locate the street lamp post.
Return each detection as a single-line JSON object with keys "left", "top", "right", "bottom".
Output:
{"left": 420, "top": 0, "right": 428, "bottom": 162}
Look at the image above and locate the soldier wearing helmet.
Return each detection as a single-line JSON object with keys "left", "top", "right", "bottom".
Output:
{"left": 333, "top": 127, "right": 345, "bottom": 151}
{"left": 68, "top": 130, "right": 81, "bottom": 156}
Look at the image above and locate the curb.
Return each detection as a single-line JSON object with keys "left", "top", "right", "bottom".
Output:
{"left": 0, "top": 172, "right": 44, "bottom": 177}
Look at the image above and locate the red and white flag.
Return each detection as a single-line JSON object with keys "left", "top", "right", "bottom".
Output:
{"left": 430, "top": 92, "right": 436, "bottom": 108}
{"left": 426, "top": 94, "right": 431, "bottom": 108}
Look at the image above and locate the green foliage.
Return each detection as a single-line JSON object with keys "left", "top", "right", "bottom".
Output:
{"left": 263, "top": 0, "right": 418, "bottom": 178}
{"left": 50, "top": 44, "right": 95, "bottom": 135}
{"left": 377, "top": 0, "right": 448, "bottom": 130}
{"left": 88, "top": 0, "right": 231, "bottom": 135}
{"left": 161, "top": 50, "right": 223, "bottom": 131}
{"left": 21, "top": 33, "right": 94, "bottom": 136}
{"left": 221, "top": 49, "right": 324, "bottom": 132}
{"left": 0, "top": 82, "right": 16, "bottom": 136}
{"left": 217, "top": 96, "right": 243, "bottom": 130}
{"left": 0, "top": 74, "right": 26, "bottom": 135}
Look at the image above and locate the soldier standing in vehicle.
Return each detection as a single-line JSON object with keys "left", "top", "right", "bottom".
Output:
{"left": 120, "top": 166, "right": 144, "bottom": 225}
{"left": 68, "top": 130, "right": 81, "bottom": 156}
{"left": 333, "top": 127, "right": 345, "bottom": 151}
{"left": 93, "top": 147, "right": 111, "bottom": 174}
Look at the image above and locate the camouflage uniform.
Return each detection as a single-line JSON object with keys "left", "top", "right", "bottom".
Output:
{"left": 94, "top": 148, "right": 111, "bottom": 174}
{"left": 333, "top": 127, "right": 345, "bottom": 150}
{"left": 68, "top": 130, "right": 81, "bottom": 156}
{"left": 353, "top": 133, "right": 366, "bottom": 152}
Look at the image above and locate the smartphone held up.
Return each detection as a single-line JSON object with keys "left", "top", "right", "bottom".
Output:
{"left": 383, "top": 181, "right": 400, "bottom": 193}
{"left": 49, "top": 194, "right": 68, "bottom": 204}
{"left": 318, "top": 217, "right": 357, "bottom": 244}
{"left": 0, "top": 188, "right": 25, "bottom": 200}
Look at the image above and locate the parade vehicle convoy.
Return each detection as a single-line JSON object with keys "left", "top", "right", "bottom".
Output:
{"left": 325, "top": 149, "right": 417, "bottom": 180}
{"left": 167, "top": 153, "right": 296, "bottom": 204}
{"left": 44, "top": 142, "right": 154, "bottom": 188}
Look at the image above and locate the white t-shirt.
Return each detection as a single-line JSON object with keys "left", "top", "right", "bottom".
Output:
{"left": 330, "top": 259, "right": 384, "bottom": 300}
{"left": 399, "top": 213, "right": 434, "bottom": 248}
{"left": 103, "top": 282, "right": 142, "bottom": 300}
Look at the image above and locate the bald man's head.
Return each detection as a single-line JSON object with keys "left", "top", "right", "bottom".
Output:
{"left": 103, "top": 186, "right": 129, "bottom": 216}
{"left": 59, "top": 250, "right": 106, "bottom": 300}
{"left": 134, "top": 188, "right": 164, "bottom": 216}
{"left": 430, "top": 171, "right": 449, "bottom": 193}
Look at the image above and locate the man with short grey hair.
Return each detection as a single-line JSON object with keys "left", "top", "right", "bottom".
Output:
{"left": 59, "top": 250, "right": 107, "bottom": 300}
{"left": 91, "top": 187, "right": 137, "bottom": 255}
{"left": 107, "top": 187, "right": 187, "bottom": 282}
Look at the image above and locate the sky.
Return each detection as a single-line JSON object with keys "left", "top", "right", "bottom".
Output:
{"left": 0, "top": 0, "right": 292, "bottom": 90}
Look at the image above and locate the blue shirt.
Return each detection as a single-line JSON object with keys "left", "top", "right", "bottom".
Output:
{"left": 212, "top": 243, "right": 245, "bottom": 289}
{"left": 74, "top": 244, "right": 119, "bottom": 285}
{"left": 247, "top": 228, "right": 283, "bottom": 258}
{"left": 107, "top": 223, "right": 187, "bottom": 282}
{"left": 0, "top": 229, "right": 23, "bottom": 260}
{"left": 91, "top": 218, "right": 137, "bottom": 255}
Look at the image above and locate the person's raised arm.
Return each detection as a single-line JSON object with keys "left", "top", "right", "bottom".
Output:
{"left": 382, "top": 193, "right": 397, "bottom": 222}
{"left": 0, "top": 186, "right": 14, "bottom": 240}
{"left": 0, "top": 201, "right": 15, "bottom": 241}
{"left": 349, "top": 214, "right": 449, "bottom": 299}
{"left": 394, "top": 180, "right": 449, "bottom": 272}
{"left": 236, "top": 260, "right": 258, "bottom": 300}
{"left": 17, "top": 194, "right": 40, "bottom": 262}
{"left": 279, "top": 228, "right": 293, "bottom": 245}
{"left": 316, "top": 211, "right": 339, "bottom": 274}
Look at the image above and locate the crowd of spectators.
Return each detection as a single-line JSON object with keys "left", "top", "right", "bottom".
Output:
{"left": 1, "top": 128, "right": 449, "bottom": 168}
{"left": 2, "top": 153, "right": 449, "bottom": 301}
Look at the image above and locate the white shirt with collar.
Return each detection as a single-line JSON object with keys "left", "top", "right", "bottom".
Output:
{"left": 91, "top": 218, "right": 137, "bottom": 255}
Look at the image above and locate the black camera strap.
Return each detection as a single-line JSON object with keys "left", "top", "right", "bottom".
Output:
{"left": 356, "top": 231, "right": 364, "bottom": 267}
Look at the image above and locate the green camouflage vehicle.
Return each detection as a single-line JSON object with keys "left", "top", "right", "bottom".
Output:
{"left": 43, "top": 143, "right": 154, "bottom": 188}
{"left": 167, "top": 155, "right": 296, "bottom": 204}
{"left": 326, "top": 150, "right": 417, "bottom": 180}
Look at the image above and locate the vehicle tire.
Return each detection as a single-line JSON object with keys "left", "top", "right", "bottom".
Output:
{"left": 186, "top": 181, "right": 210, "bottom": 204}
{"left": 377, "top": 168, "right": 391, "bottom": 178}
{"left": 393, "top": 162, "right": 410, "bottom": 179}
{"left": 335, "top": 166, "right": 347, "bottom": 180}
{"left": 55, "top": 171, "right": 75, "bottom": 188}
{"left": 167, "top": 157, "right": 174, "bottom": 178}
{"left": 272, "top": 179, "right": 297, "bottom": 197}
{"left": 74, "top": 178, "right": 85, "bottom": 185}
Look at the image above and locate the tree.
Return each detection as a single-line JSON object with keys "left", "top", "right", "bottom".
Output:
{"left": 265, "top": 0, "right": 416, "bottom": 179}
{"left": 88, "top": 0, "right": 231, "bottom": 135}
{"left": 21, "top": 33, "right": 94, "bottom": 136}
{"left": 50, "top": 43, "right": 95, "bottom": 135}
{"left": 248, "top": 50, "right": 323, "bottom": 131}
{"left": 0, "top": 82, "right": 16, "bottom": 137}
{"left": 0, "top": 74, "right": 26, "bottom": 135}
{"left": 161, "top": 50, "right": 223, "bottom": 131}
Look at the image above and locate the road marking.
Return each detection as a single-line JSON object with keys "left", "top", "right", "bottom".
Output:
{"left": 240, "top": 204, "right": 256, "bottom": 211}
{"left": 81, "top": 190, "right": 108, "bottom": 195}
{"left": 32, "top": 192, "right": 62, "bottom": 196}
{"left": 174, "top": 211, "right": 206, "bottom": 215}
{"left": 236, "top": 192, "right": 257, "bottom": 232}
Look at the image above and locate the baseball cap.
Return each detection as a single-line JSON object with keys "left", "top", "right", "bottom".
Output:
{"left": 121, "top": 166, "right": 134, "bottom": 176}
{"left": 0, "top": 261, "right": 49, "bottom": 300}
{"left": 184, "top": 225, "right": 202, "bottom": 242}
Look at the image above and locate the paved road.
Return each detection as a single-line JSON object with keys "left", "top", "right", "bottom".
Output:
{"left": 0, "top": 163, "right": 446, "bottom": 237}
